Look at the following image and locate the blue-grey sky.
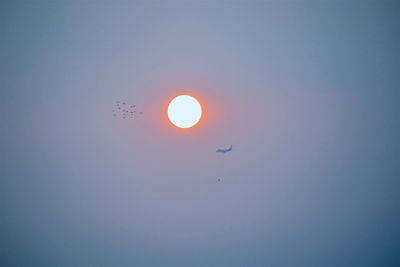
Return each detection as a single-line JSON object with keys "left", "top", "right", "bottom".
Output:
{"left": 1, "top": 1, "right": 399, "bottom": 266}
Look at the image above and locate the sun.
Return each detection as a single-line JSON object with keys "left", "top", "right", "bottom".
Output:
{"left": 168, "top": 95, "right": 202, "bottom": 128}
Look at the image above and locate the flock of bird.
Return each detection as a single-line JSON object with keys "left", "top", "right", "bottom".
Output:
{"left": 112, "top": 101, "right": 143, "bottom": 119}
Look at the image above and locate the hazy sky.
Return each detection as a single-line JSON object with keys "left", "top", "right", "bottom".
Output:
{"left": 1, "top": 1, "right": 399, "bottom": 266}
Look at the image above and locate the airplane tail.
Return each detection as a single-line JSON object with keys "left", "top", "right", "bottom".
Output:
{"left": 229, "top": 145, "right": 232, "bottom": 150}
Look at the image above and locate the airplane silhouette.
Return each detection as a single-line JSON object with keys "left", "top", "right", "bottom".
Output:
{"left": 216, "top": 145, "right": 232, "bottom": 153}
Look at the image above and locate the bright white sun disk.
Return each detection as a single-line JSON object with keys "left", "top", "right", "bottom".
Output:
{"left": 168, "top": 95, "right": 202, "bottom": 128}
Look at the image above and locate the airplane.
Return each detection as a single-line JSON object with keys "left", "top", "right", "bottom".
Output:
{"left": 216, "top": 145, "right": 232, "bottom": 153}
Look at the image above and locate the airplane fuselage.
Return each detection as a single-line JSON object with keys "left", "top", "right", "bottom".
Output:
{"left": 216, "top": 145, "right": 232, "bottom": 153}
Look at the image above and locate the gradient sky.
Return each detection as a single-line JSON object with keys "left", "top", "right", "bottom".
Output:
{"left": 1, "top": 1, "right": 399, "bottom": 266}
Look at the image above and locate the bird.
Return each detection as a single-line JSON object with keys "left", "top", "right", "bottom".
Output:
{"left": 216, "top": 145, "right": 232, "bottom": 153}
